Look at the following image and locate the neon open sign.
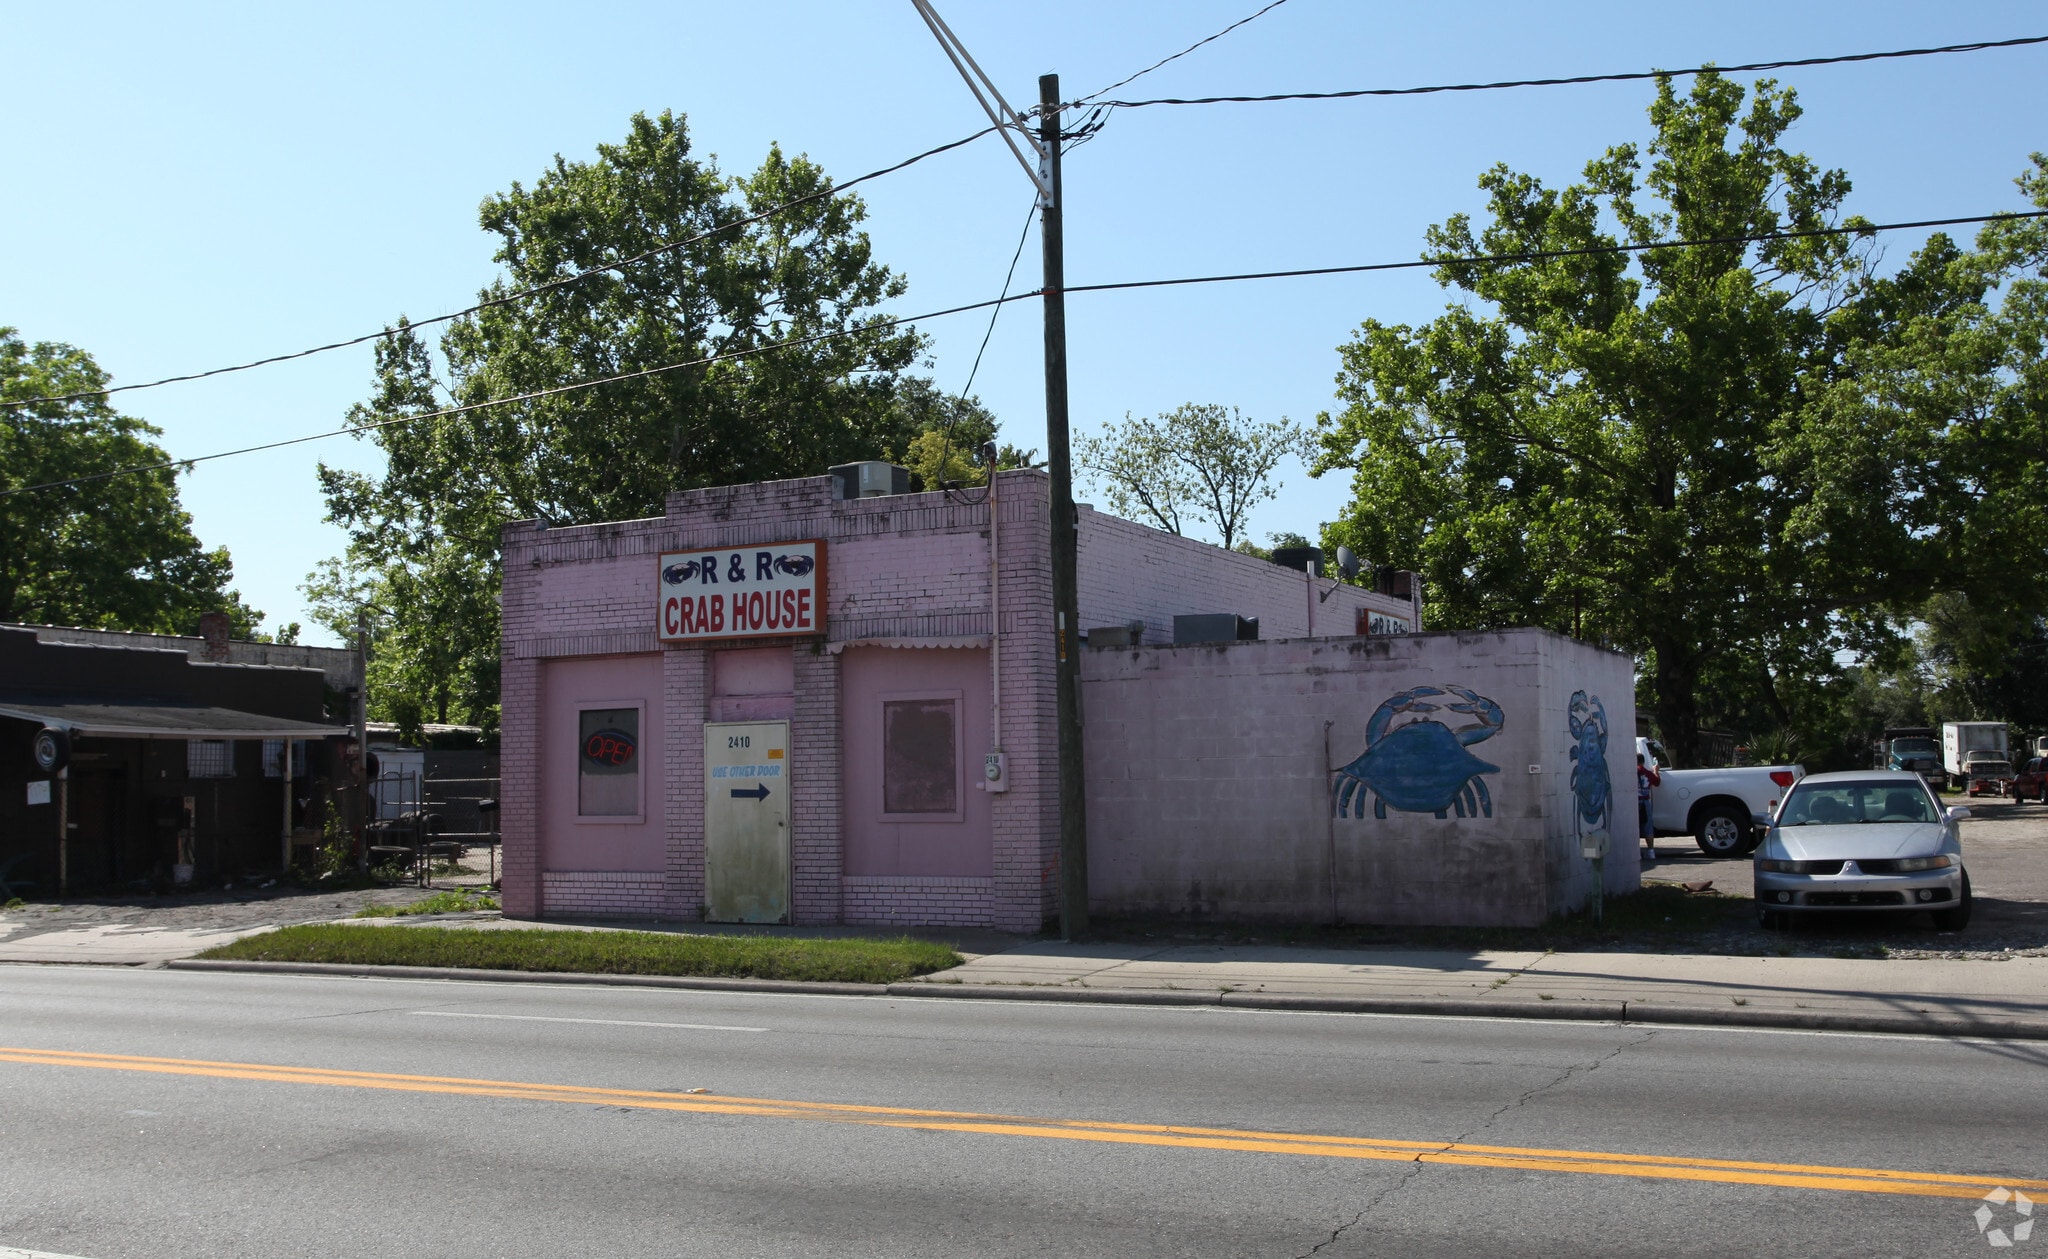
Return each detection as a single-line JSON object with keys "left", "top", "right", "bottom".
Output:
{"left": 582, "top": 728, "right": 637, "bottom": 769}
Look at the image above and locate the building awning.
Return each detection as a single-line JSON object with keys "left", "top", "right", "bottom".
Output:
{"left": 0, "top": 700, "right": 349, "bottom": 741}
{"left": 825, "top": 636, "right": 989, "bottom": 654}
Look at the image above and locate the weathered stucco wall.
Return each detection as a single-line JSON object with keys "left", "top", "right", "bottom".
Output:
{"left": 1080, "top": 628, "right": 1637, "bottom": 927}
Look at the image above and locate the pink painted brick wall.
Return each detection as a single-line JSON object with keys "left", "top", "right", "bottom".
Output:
{"left": 663, "top": 647, "right": 708, "bottom": 917}
{"left": 791, "top": 648, "right": 842, "bottom": 924}
{"left": 501, "top": 468, "right": 1441, "bottom": 932}
{"left": 1078, "top": 506, "right": 1418, "bottom": 644}
{"left": 542, "top": 871, "right": 666, "bottom": 919}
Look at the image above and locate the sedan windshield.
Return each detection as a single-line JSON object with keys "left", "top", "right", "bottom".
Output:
{"left": 1781, "top": 781, "right": 1938, "bottom": 825}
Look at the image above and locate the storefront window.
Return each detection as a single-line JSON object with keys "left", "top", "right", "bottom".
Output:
{"left": 883, "top": 698, "right": 957, "bottom": 815}
{"left": 262, "top": 739, "right": 307, "bottom": 779}
{"left": 578, "top": 708, "right": 640, "bottom": 817}
{"left": 187, "top": 739, "right": 234, "bottom": 779}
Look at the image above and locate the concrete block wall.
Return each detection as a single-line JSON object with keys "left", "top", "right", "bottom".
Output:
{"left": 1080, "top": 628, "right": 1635, "bottom": 927}
{"left": 1076, "top": 507, "right": 1417, "bottom": 644}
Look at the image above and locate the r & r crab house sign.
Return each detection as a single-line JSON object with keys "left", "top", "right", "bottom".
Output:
{"left": 658, "top": 540, "right": 826, "bottom": 643}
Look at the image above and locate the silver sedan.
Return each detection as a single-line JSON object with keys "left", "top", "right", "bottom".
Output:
{"left": 1752, "top": 770, "right": 1970, "bottom": 931}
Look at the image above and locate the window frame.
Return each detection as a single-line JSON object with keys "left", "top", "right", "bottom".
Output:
{"left": 186, "top": 739, "right": 235, "bottom": 779}
{"left": 573, "top": 699, "right": 647, "bottom": 825}
{"left": 876, "top": 688, "right": 965, "bottom": 824}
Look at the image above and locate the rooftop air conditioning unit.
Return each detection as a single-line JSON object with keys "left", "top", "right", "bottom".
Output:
{"left": 829, "top": 461, "right": 912, "bottom": 500}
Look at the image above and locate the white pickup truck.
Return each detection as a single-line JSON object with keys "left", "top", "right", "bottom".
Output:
{"left": 1635, "top": 737, "right": 1806, "bottom": 857}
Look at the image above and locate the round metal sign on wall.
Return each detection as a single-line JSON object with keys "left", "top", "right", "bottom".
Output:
{"left": 33, "top": 727, "right": 70, "bottom": 774}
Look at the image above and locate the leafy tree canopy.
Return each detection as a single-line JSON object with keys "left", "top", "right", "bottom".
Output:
{"left": 1315, "top": 73, "right": 2046, "bottom": 765}
{"left": 1080, "top": 403, "right": 1309, "bottom": 550}
{"left": 884, "top": 377, "right": 1038, "bottom": 492}
{"left": 0, "top": 328, "right": 262, "bottom": 635}
{"left": 313, "top": 111, "right": 943, "bottom": 732}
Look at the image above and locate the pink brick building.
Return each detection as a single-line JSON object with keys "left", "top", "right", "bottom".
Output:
{"left": 498, "top": 468, "right": 1418, "bottom": 931}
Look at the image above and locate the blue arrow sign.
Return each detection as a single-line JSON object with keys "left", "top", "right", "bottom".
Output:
{"left": 730, "top": 784, "right": 770, "bottom": 801}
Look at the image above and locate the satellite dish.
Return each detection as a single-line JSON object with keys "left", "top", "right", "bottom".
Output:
{"left": 1335, "top": 546, "right": 1361, "bottom": 581}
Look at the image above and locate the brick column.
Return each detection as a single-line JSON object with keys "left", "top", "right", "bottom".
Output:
{"left": 499, "top": 653, "right": 542, "bottom": 918}
{"left": 664, "top": 646, "right": 708, "bottom": 918}
{"left": 791, "top": 644, "right": 843, "bottom": 925}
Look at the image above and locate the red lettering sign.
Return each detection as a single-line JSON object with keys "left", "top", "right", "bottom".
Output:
{"left": 657, "top": 540, "right": 824, "bottom": 642}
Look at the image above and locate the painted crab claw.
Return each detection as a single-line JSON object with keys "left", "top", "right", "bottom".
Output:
{"left": 1364, "top": 685, "right": 1447, "bottom": 745}
{"left": 1442, "top": 685, "right": 1505, "bottom": 746}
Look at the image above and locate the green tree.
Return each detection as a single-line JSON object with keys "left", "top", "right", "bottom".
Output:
{"left": 0, "top": 328, "right": 262, "bottom": 634}
{"left": 1314, "top": 73, "right": 2040, "bottom": 765}
{"left": 1080, "top": 403, "right": 1308, "bottom": 549}
{"left": 883, "top": 378, "right": 1038, "bottom": 491}
{"left": 316, "top": 112, "right": 927, "bottom": 729}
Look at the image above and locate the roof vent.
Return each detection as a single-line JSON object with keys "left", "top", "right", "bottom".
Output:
{"left": 830, "top": 461, "right": 912, "bottom": 500}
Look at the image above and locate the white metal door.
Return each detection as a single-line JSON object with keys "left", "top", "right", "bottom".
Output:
{"left": 703, "top": 720, "right": 790, "bottom": 923}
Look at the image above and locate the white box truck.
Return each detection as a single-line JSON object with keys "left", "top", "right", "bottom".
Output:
{"left": 1943, "top": 722, "right": 2010, "bottom": 795}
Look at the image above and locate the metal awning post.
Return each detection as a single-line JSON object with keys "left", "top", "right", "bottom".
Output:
{"left": 281, "top": 738, "right": 294, "bottom": 875}
{"left": 57, "top": 767, "right": 69, "bottom": 898}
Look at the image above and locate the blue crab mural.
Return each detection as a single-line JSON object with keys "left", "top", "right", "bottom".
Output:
{"left": 662, "top": 559, "right": 706, "bottom": 585}
{"left": 1567, "top": 691, "right": 1611, "bottom": 835}
{"left": 1332, "top": 685, "right": 1504, "bottom": 820}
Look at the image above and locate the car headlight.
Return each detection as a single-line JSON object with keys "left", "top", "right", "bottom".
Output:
{"left": 1890, "top": 855, "right": 1954, "bottom": 872}
{"left": 1757, "top": 858, "right": 1823, "bottom": 873}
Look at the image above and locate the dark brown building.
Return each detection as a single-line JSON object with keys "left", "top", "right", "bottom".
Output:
{"left": 0, "top": 626, "right": 347, "bottom": 896}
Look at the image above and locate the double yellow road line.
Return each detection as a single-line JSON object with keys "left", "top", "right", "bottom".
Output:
{"left": 4, "top": 1045, "right": 2038, "bottom": 1201}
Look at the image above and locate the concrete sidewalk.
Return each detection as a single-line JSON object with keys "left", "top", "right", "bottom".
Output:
{"left": 16, "top": 907, "right": 2048, "bottom": 1037}
{"left": 908, "top": 940, "right": 2048, "bottom": 1032}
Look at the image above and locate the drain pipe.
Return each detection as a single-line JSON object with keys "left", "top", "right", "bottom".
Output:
{"left": 986, "top": 464, "right": 1006, "bottom": 791}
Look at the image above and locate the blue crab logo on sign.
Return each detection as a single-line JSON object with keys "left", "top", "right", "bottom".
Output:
{"left": 1332, "top": 685, "right": 1504, "bottom": 820}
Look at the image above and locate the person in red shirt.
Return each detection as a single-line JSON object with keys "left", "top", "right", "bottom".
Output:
{"left": 1637, "top": 753, "right": 1661, "bottom": 861}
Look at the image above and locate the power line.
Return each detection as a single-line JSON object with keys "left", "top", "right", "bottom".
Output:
{"left": 938, "top": 198, "right": 1039, "bottom": 506}
{"left": 0, "top": 123, "right": 1002, "bottom": 412}
{"left": 0, "top": 293, "right": 1017, "bottom": 499}
{"left": 1075, "top": 33, "right": 2048, "bottom": 110}
{"left": 1077, "top": 0, "right": 1291, "bottom": 103}
{"left": 1062, "top": 209, "right": 2048, "bottom": 296}
{"left": 7, "top": 206, "right": 2043, "bottom": 500}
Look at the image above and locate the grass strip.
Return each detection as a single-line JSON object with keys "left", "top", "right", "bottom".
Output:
{"left": 356, "top": 891, "right": 501, "bottom": 917}
{"left": 198, "top": 924, "right": 961, "bottom": 984}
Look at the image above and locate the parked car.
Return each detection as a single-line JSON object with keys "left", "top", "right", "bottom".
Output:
{"left": 1965, "top": 754, "right": 2015, "bottom": 798}
{"left": 2011, "top": 758, "right": 2048, "bottom": 803}
{"left": 1753, "top": 770, "right": 1970, "bottom": 931}
{"left": 1636, "top": 736, "right": 1804, "bottom": 857}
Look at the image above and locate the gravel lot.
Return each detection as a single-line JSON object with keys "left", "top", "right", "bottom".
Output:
{"left": 1641, "top": 794, "right": 2048, "bottom": 958}
{"left": 0, "top": 850, "right": 498, "bottom": 944}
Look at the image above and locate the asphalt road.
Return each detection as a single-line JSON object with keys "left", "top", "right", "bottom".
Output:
{"left": 2, "top": 967, "right": 2043, "bottom": 1258}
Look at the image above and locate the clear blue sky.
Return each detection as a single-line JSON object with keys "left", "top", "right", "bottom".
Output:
{"left": 6, "top": 1, "right": 2044, "bottom": 645}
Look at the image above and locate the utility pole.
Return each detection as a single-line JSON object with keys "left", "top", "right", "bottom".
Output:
{"left": 1039, "top": 74, "right": 1088, "bottom": 940}
{"left": 909, "top": 2, "right": 1087, "bottom": 938}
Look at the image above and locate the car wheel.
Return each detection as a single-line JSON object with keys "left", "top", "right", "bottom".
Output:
{"left": 1694, "top": 805, "right": 1751, "bottom": 858}
{"left": 1757, "top": 906, "right": 1788, "bottom": 931}
{"left": 1930, "top": 871, "right": 1973, "bottom": 932}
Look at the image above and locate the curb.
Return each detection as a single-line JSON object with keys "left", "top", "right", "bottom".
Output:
{"left": 164, "top": 959, "right": 2048, "bottom": 1040}
{"left": 166, "top": 959, "right": 886, "bottom": 997}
